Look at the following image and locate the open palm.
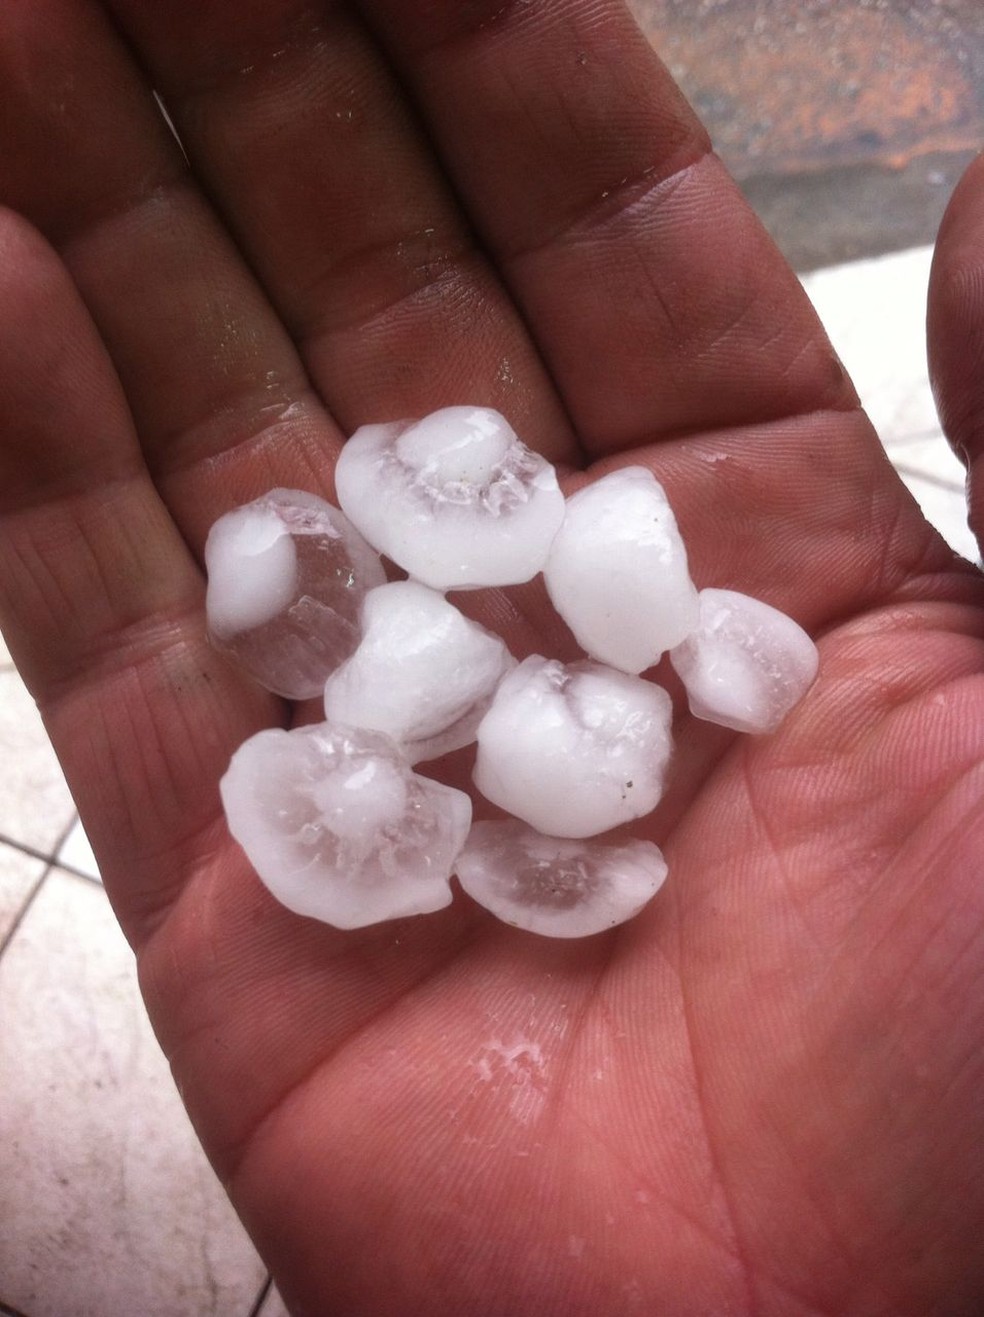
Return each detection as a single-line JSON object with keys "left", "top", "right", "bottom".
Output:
{"left": 2, "top": 3, "right": 984, "bottom": 1312}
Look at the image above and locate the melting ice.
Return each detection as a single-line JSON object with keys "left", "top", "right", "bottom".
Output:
{"left": 334, "top": 406, "right": 565, "bottom": 590}
{"left": 455, "top": 820, "right": 668, "bottom": 938}
{"left": 211, "top": 408, "right": 822, "bottom": 937}
{"left": 544, "top": 467, "right": 699, "bottom": 674}
{"left": 323, "top": 581, "right": 514, "bottom": 762}
{"left": 474, "top": 656, "right": 674, "bottom": 839}
{"left": 220, "top": 723, "right": 472, "bottom": 928}
{"left": 205, "top": 488, "right": 385, "bottom": 699}
{"left": 671, "top": 588, "right": 819, "bottom": 734}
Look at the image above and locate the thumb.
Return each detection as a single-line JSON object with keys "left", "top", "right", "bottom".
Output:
{"left": 928, "top": 151, "right": 984, "bottom": 557}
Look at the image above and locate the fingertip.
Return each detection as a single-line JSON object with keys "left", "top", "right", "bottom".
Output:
{"left": 0, "top": 206, "right": 65, "bottom": 328}
{"left": 0, "top": 204, "right": 135, "bottom": 513}
{"left": 928, "top": 152, "right": 984, "bottom": 555}
{"left": 0, "top": 202, "right": 46, "bottom": 253}
{"left": 0, "top": 203, "right": 88, "bottom": 365}
{"left": 928, "top": 153, "right": 984, "bottom": 455}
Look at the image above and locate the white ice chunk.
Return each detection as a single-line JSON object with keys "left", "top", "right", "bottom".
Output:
{"left": 334, "top": 406, "right": 565, "bottom": 590}
{"left": 543, "top": 467, "right": 699, "bottom": 673}
{"left": 220, "top": 723, "right": 472, "bottom": 929}
{"left": 474, "top": 656, "right": 673, "bottom": 839}
{"left": 205, "top": 489, "right": 386, "bottom": 700}
{"left": 205, "top": 502, "right": 297, "bottom": 636}
{"left": 670, "top": 588, "right": 819, "bottom": 734}
{"left": 455, "top": 820, "right": 668, "bottom": 938}
{"left": 323, "top": 581, "right": 514, "bottom": 763}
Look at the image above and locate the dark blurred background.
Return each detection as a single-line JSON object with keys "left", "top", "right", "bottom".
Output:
{"left": 629, "top": 0, "right": 984, "bottom": 270}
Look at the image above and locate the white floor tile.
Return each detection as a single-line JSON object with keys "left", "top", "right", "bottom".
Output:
{"left": 803, "top": 246, "right": 980, "bottom": 562}
{"left": 0, "top": 840, "right": 45, "bottom": 946}
{"left": 895, "top": 471, "right": 979, "bottom": 563}
{"left": 56, "top": 815, "right": 101, "bottom": 883}
{"left": 801, "top": 246, "right": 938, "bottom": 444}
{"left": 0, "top": 668, "right": 75, "bottom": 856}
{"left": 885, "top": 431, "right": 974, "bottom": 556}
{"left": 888, "top": 431, "right": 968, "bottom": 489}
{"left": 0, "top": 871, "right": 266, "bottom": 1317}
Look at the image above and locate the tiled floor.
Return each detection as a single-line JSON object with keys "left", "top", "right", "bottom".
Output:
{"left": 801, "top": 246, "right": 978, "bottom": 566}
{"left": 0, "top": 244, "right": 976, "bottom": 1317}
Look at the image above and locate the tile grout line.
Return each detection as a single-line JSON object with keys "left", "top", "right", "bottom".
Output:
{"left": 0, "top": 814, "right": 80, "bottom": 963}
{"left": 881, "top": 426, "right": 954, "bottom": 448}
{"left": 892, "top": 462, "right": 968, "bottom": 494}
{"left": 0, "top": 817, "right": 101, "bottom": 884}
{"left": 54, "top": 860, "right": 103, "bottom": 885}
{"left": 0, "top": 826, "right": 71, "bottom": 867}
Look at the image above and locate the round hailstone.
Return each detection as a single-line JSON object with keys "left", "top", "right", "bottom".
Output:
{"left": 205, "top": 489, "right": 386, "bottom": 700}
{"left": 455, "top": 820, "right": 668, "bottom": 938}
{"left": 334, "top": 406, "right": 565, "bottom": 590}
{"left": 670, "top": 588, "right": 819, "bottom": 734}
{"left": 543, "top": 466, "right": 699, "bottom": 674}
{"left": 323, "top": 581, "right": 515, "bottom": 763}
{"left": 220, "top": 723, "right": 472, "bottom": 929}
{"left": 474, "top": 656, "right": 674, "bottom": 839}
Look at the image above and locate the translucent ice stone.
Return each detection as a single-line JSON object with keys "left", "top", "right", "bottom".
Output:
{"left": 543, "top": 467, "right": 699, "bottom": 673}
{"left": 334, "top": 406, "right": 565, "bottom": 590}
{"left": 474, "top": 656, "right": 674, "bottom": 839}
{"left": 323, "top": 581, "right": 514, "bottom": 762}
{"left": 455, "top": 820, "right": 668, "bottom": 938}
{"left": 220, "top": 723, "right": 472, "bottom": 929}
{"left": 670, "top": 588, "right": 819, "bottom": 734}
{"left": 205, "top": 489, "right": 386, "bottom": 700}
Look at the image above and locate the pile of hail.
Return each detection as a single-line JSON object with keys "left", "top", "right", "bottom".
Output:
{"left": 211, "top": 407, "right": 818, "bottom": 939}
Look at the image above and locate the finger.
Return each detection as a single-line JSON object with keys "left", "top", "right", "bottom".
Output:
{"left": 928, "top": 152, "right": 984, "bottom": 550}
{"left": 349, "top": 0, "right": 974, "bottom": 635}
{"left": 0, "top": 0, "right": 348, "bottom": 550}
{"left": 97, "top": 0, "right": 577, "bottom": 461}
{"left": 355, "top": 0, "right": 858, "bottom": 455}
{"left": 0, "top": 212, "right": 278, "bottom": 939}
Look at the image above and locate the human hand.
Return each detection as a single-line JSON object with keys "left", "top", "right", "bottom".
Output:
{"left": 1, "top": 2, "right": 983, "bottom": 1312}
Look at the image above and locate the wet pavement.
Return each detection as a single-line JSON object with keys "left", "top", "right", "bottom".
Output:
{"left": 629, "top": 0, "right": 984, "bottom": 269}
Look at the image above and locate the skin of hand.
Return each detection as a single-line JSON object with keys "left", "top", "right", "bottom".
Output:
{"left": 1, "top": 2, "right": 984, "bottom": 1313}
